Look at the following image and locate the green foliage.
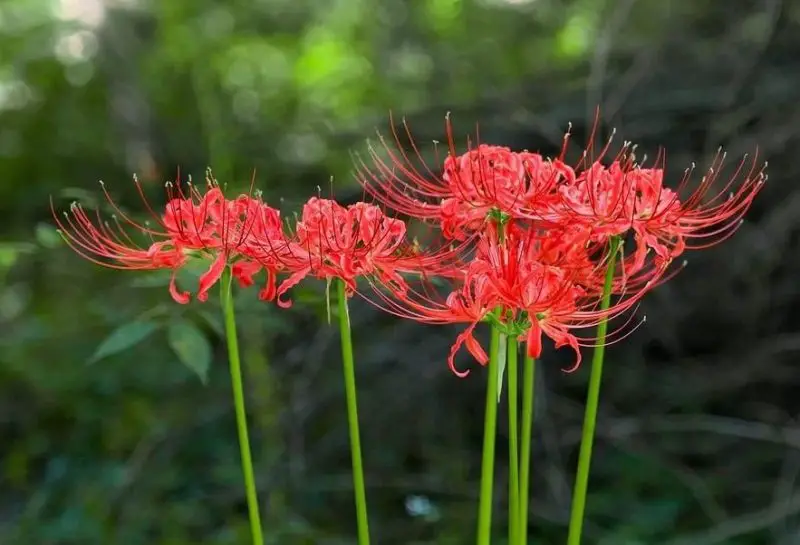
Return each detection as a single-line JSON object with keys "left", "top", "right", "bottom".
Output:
{"left": 90, "top": 320, "right": 161, "bottom": 363}
{"left": 168, "top": 318, "right": 213, "bottom": 384}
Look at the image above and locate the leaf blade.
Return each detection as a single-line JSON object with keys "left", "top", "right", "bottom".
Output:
{"left": 90, "top": 320, "right": 160, "bottom": 363}
{"left": 496, "top": 333, "right": 507, "bottom": 403}
{"left": 168, "top": 320, "right": 213, "bottom": 384}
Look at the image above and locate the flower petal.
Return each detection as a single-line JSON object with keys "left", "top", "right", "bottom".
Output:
{"left": 197, "top": 252, "right": 227, "bottom": 302}
{"left": 554, "top": 331, "right": 582, "bottom": 373}
{"left": 526, "top": 318, "right": 543, "bottom": 359}
{"left": 447, "top": 322, "right": 487, "bottom": 378}
{"left": 258, "top": 268, "right": 277, "bottom": 302}
{"left": 275, "top": 268, "right": 310, "bottom": 308}
{"left": 232, "top": 259, "right": 262, "bottom": 288}
{"left": 169, "top": 269, "right": 190, "bottom": 304}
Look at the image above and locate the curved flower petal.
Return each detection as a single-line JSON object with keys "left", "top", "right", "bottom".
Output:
{"left": 447, "top": 322, "right": 487, "bottom": 378}
{"left": 552, "top": 328, "right": 582, "bottom": 373}
{"left": 275, "top": 268, "right": 310, "bottom": 308}
{"left": 197, "top": 252, "right": 228, "bottom": 302}
{"left": 169, "top": 269, "right": 191, "bottom": 304}
{"left": 257, "top": 268, "right": 278, "bottom": 302}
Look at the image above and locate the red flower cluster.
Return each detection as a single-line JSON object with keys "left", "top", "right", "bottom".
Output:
{"left": 53, "top": 173, "right": 455, "bottom": 309}
{"left": 265, "top": 196, "right": 458, "bottom": 306}
{"left": 54, "top": 114, "right": 765, "bottom": 376}
{"left": 356, "top": 116, "right": 765, "bottom": 375}
{"left": 53, "top": 175, "right": 281, "bottom": 304}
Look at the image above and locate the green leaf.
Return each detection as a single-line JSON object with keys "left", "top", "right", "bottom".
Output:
{"left": 90, "top": 321, "right": 160, "bottom": 363}
{"left": 496, "top": 333, "right": 507, "bottom": 403}
{"left": 195, "top": 308, "right": 224, "bottom": 337}
{"left": 168, "top": 320, "right": 212, "bottom": 384}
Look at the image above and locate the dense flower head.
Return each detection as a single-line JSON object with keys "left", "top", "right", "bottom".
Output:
{"left": 437, "top": 145, "right": 574, "bottom": 239}
{"left": 356, "top": 113, "right": 766, "bottom": 375}
{"left": 556, "top": 149, "right": 766, "bottom": 273}
{"left": 271, "top": 197, "right": 407, "bottom": 304}
{"left": 261, "top": 196, "right": 465, "bottom": 307}
{"left": 53, "top": 171, "right": 288, "bottom": 304}
{"left": 354, "top": 114, "right": 574, "bottom": 238}
{"left": 366, "top": 219, "right": 656, "bottom": 376}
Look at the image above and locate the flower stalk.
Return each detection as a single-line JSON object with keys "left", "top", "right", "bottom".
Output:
{"left": 221, "top": 267, "right": 264, "bottom": 545}
{"left": 337, "top": 278, "right": 371, "bottom": 545}
{"left": 476, "top": 318, "right": 503, "bottom": 545}
{"left": 518, "top": 352, "right": 536, "bottom": 545}
{"left": 507, "top": 336, "right": 520, "bottom": 545}
{"left": 566, "top": 237, "right": 621, "bottom": 545}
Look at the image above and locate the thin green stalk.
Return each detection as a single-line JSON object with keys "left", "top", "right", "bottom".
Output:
{"left": 566, "top": 238, "right": 621, "bottom": 545}
{"left": 519, "top": 352, "right": 536, "bottom": 545}
{"left": 221, "top": 268, "right": 264, "bottom": 545}
{"left": 336, "top": 279, "right": 370, "bottom": 545}
{"left": 477, "top": 319, "right": 503, "bottom": 545}
{"left": 507, "top": 337, "right": 520, "bottom": 545}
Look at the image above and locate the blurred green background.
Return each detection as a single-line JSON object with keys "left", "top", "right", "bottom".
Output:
{"left": 3, "top": 0, "right": 800, "bottom": 543}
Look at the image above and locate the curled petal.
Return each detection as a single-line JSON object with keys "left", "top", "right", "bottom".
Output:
{"left": 554, "top": 331, "right": 582, "bottom": 373}
{"left": 197, "top": 252, "right": 228, "bottom": 302}
{"left": 447, "top": 322, "right": 488, "bottom": 378}
{"left": 464, "top": 330, "right": 489, "bottom": 366}
{"left": 169, "top": 269, "right": 190, "bottom": 304}
{"left": 275, "top": 268, "right": 310, "bottom": 308}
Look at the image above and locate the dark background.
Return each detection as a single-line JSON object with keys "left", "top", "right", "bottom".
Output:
{"left": 2, "top": 0, "right": 800, "bottom": 544}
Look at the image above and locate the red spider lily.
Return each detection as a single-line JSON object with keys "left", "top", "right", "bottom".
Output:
{"left": 360, "top": 113, "right": 764, "bottom": 264}
{"left": 544, "top": 120, "right": 766, "bottom": 260}
{"left": 364, "top": 220, "right": 657, "bottom": 376}
{"left": 628, "top": 151, "right": 765, "bottom": 260}
{"left": 365, "top": 262, "right": 497, "bottom": 377}
{"left": 558, "top": 160, "right": 639, "bottom": 240}
{"left": 52, "top": 173, "right": 286, "bottom": 304}
{"left": 354, "top": 114, "right": 574, "bottom": 239}
{"left": 263, "top": 197, "right": 463, "bottom": 308}
{"left": 468, "top": 223, "right": 587, "bottom": 300}
{"left": 353, "top": 110, "right": 766, "bottom": 377}
{"left": 471, "top": 218, "right": 669, "bottom": 310}
{"left": 556, "top": 142, "right": 766, "bottom": 272}
{"left": 471, "top": 222, "right": 656, "bottom": 369}
{"left": 226, "top": 194, "right": 293, "bottom": 303}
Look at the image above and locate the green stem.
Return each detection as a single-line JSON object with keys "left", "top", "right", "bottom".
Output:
{"left": 336, "top": 279, "right": 371, "bottom": 545}
{"left": 566, "top": 238, "right": 621, "bottom": 545}
{"left": 221, "top": 268, "right": 264, "bottom": 545}
{"left": 477, "top": 320, "right": 503, "bottom": 545}
{"left": 519, "top": 352, "right": 536, "bottom": 545}
{"left": 507, "top": 337, "right": 520, "bottom": 545}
